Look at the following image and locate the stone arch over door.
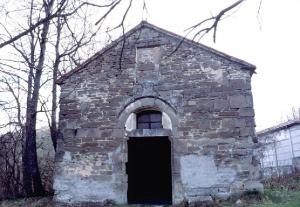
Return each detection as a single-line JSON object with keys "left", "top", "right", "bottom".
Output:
{"left": 116, "top": 96, "right": 180, "bottom": 204}
{"left": 117, "top": 96, "right": 178, "bottom": 130}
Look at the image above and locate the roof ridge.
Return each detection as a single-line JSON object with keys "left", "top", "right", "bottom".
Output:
{"left": 57, "top": 20, "right": 256, "bottom": 84}
{"left": 141, "top": 21, "right": 256, "bottom": 68}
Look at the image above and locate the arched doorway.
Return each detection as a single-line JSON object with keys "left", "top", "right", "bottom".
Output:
{"left": 126, "top": 110, "right": 172, "bottom": 204}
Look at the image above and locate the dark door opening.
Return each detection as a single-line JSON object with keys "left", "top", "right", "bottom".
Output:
{"left": 127, "top": 137, "right": 172, "bottom": 205}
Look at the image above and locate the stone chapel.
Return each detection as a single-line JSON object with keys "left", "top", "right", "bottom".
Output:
{"left": 54, "top": 21, "right": 262, "bottom": 205}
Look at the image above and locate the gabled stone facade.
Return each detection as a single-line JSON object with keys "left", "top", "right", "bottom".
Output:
{"left": 54, "top": 21, "right": 262, "bottom": 205}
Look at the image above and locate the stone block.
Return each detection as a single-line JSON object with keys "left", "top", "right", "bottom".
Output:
{"left": 229, "top": 79, "right": 251, "bottom": 90}
{"left": 81, "top": 142, "right": 98, "bottom": 148}
{"left": 244, "top": 180, "right": 264, "bottom": 193}
{"left": 76, "top": 128, "right": 102, "bottom": 138}
{"left": 229, "top": 95, "right": 249, "bottom": 109}
{"left": 240, "top": 127, "right": 255, "bottom": 137}
{"left": 188, "top": 196, "right": 213, "bottom": 207}
{"left": 239, "top": 108, "right": 255, "bottom": 117}
{"left": 215, "top": 192, "right": 230, "bottom": 200}
{"left": 219, "top": 111, "right": 239, "bottom": 117}
{"left": 221, "top": 118, "right": 236, "bottom": 128}
{"left": 213, "top": 99, "right": 229, "bottom": 110}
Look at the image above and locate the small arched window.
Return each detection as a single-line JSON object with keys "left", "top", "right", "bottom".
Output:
{"left": 136, "top": 110, "right": 162, "bottom": 129}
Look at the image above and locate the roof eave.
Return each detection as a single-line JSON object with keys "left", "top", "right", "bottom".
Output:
{"left": 257, "top": 120, "right": 300, "bottom": 137}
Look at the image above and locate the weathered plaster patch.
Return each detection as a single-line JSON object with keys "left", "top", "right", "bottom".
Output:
{"left": 125, "top": 113, "right": 136, "bottom": 131}
{"left": 136, "top": 46, "right": 161, "bottom": 64}
{"left": 64, "top": 163, "right": 93, "bottom": 177}
{"left": 162, "top": 112, "right": 172, "bottom": 129}
{"left": 180, "top": 155, "right": 236, "bottom": 188}
{"left": 202, "top": 67, "right": 224, "bottom": 83}
{"left": 61, "top": 153, "right": 108, "bottom": 177}
{"left": 54, "top": 176, "right": 123, "bottom": 203}
{"left": 228, "top": 68, "right": 250, "bottom": 79}
{"left": 63, "top": 151, "right": 72, "bottom": 162}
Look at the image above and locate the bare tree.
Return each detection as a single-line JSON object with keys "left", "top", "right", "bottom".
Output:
{"left": 0, "top": 131, "right": 23, "bottom": 199}
{"left": 21, "top": 0, "right": 54, "bottom": 196}
{"left": 0, "top": 76, "right": 24, "bottom": 199}
{"left": 0, "top": 0, "right": 118, "bottom": 48}
{"left": 0, "top": 0, "right": 118, "bottom": 197}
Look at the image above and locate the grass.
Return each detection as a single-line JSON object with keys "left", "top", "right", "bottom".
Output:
{"left": 0, "top": 197, "right": 52, "bottom": 207}
{"left": 249, "top": 173, "right": 300, "bottom": 207}
{"left": 2, "top": 191, "right": 300, "bottom": 207}
{"left": 249, "top": 189, "right": 300, "bottom": 207}
{"left": 1, "top": 190, "right": 300, "bottom": 207}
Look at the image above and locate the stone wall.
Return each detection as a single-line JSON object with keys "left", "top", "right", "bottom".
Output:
{"left": 54, "top": 22, "right": 261, "bottom": 205}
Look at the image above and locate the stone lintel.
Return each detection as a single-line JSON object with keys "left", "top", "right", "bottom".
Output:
{"left": 127, "top": 128, "right": 172, "bottom": 137}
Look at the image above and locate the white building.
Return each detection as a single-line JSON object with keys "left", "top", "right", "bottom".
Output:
{"left": 257, "top": 119, "right": 300, "bottom": 177}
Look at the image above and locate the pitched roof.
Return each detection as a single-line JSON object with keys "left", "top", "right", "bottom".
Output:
{"left": 57, "top": 21, "right": 256, "bottom": 85}
{"left": 257, "top": 119, "right": 300, "bottom": 136}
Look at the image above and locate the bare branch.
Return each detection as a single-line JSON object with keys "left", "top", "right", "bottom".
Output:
{"left": 186, "top": 0, "right": 245, "bottom": 42}
{"left": 0, "top": 1, "right": 116, "bottom": 48}
{"left": 95, "top": 0, "right": 122, "bottom": 25}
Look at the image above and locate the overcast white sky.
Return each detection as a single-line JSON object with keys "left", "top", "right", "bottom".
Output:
{"left": 121, "top": 0, "right": 300, "bottom": 131}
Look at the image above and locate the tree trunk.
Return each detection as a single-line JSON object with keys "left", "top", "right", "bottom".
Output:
{"left": 23, "top": 117, "right": 44, "bottom": 196}
{"left": 50, "top": 60, "right": 58, "bottom": 151}
{"left": 50, "top": 15, "right": 61, "bottom": 152}
{"left": 23, "top": 68, "right": 45, "bottom": 196}
{"left": 22, "top": 0, "right": 54, "bottom": 196}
